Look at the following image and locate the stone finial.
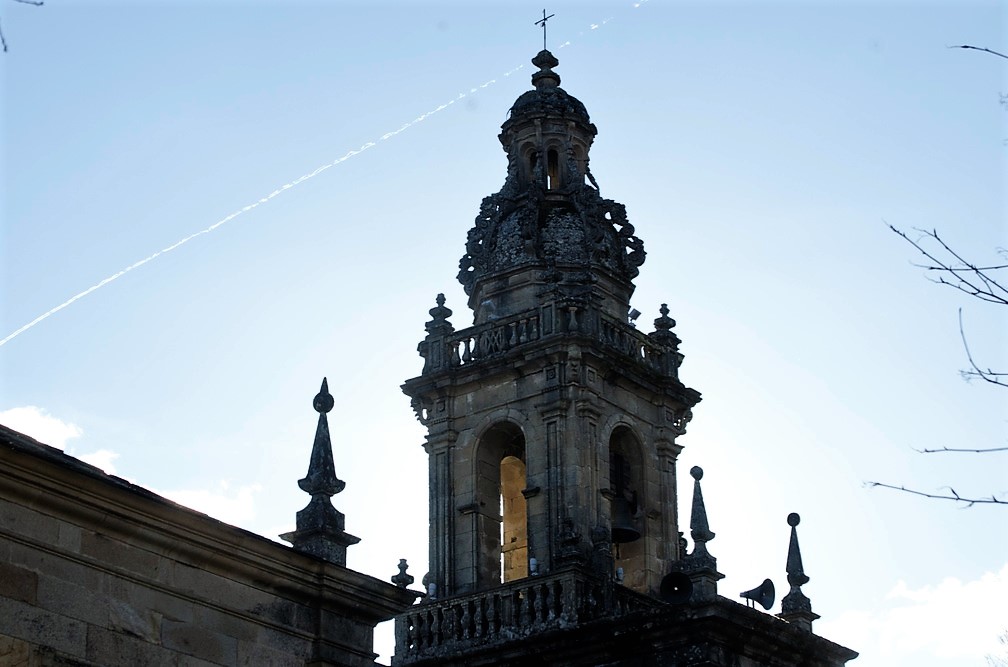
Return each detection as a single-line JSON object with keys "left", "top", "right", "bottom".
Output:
{"left": 778, "top": 513, "right": 820, "bottom": 632}
{"left": 689, "top": 467, "right": 715, "bottom": 557}
{"left": 653, "top": 303, "right": 676, "bottom": 334}
{"left": 667, "top": 466, "right": 723, "bottom": 602}
{"left": 299, "top": 378, "right": 344, "bottom": 497}
{"left": 649, "top": 304, "right": 683, "bottom": 373}
{"left": 531, "top": 49, "right": 561, "bottom": 90}
{"left": 424, "top": 293, "right": 454, "bottom": 336}
{"left": 280, "top": 378, "right": 360, "bottom": 566}
{"left": 392, "top": 559, "right": 414, "bottom": 588}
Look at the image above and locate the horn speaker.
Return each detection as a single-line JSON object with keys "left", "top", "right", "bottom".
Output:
{"left": 659, "top": 572, "right": 693, "bottom": 605}
{"left": 739, "top": 578, "right": 775, "bottom": 610}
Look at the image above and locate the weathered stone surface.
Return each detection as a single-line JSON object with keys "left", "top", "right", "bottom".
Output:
{"left": 0, "top": 562, "right": 38, "bottom": 606}
{"left": 1, "top": 419, "right": 415, "bottom": 667}
{"left": 0, "top": 596, "right": 87, "bottom": 657}
{"left": 35, "top": 575, "right": 108, "bottom": 627}
{"left": 161, "top": 619, "right": 238, "bottom": 666}
{"left": 0, "top": 632, "right": 34, "bottom": 666}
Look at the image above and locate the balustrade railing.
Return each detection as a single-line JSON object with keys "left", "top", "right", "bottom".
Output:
{"left": 393, "top": 569, "right": 655, "bottom": 664}
{"left": 421, "top": 302, "right": 678, "bottom": 379}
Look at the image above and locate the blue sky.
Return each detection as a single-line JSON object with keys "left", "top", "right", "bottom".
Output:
{"left": 2, "top": 1, "right": 1006, "bottom": 664}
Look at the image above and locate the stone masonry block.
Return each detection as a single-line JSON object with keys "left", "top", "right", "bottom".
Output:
{"left": 35, "top": 575, "right": 108, "bottom": 627}
{"left": 0, "top": 501, "right": 59, "bottom": 545}
{"left": 115, "top": 577, "right": 195, "bottom": 625}
{"left": 192, "top": 605, "right": 259, "bottom": 644}
{"left": 237, "top": 638, "right": 305, "bottom": 667}
{"left": 0, "top": 562, "right": 39, "bottom": 605}
{"left": 7, "top": 543, "right": 102, "bottom": 592}
{"left": 0, "top": 596, "right": 87, "bottom": 658}
{"left": 107, "top": 598, "right": 162, "bottom": 644}
{"left": 248, "top": 598, "right": 315, "bottom": 635}
{"left": 238, "top": 622, "right": 312, "bottom": 662}
{"left": 79, "top": 531, "right": 161, "bottom": 579}
{"left": 56, "top": 524, "right": 81, "bottom": 553}
{"left": 86, "top": 625, "right": 177, "bottom": 667}
{"left": 0, "top": 633, "right": 33, "bottom": 666}
{"left": 161, "top": 618, "right": 238, "bottom": 666}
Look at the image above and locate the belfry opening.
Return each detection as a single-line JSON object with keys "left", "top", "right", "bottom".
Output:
{"left": 474, "top": 422, "right": 527, "bottom": 588}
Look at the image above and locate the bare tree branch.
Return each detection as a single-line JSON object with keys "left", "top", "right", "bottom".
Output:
{"left": 2, "top": 0, "right": 44, "bottom": 53}
{"left": 877, "top": 45, "right": 1007, "bottom": 508}
{"left": 960, "top": 308, "right": 1008, "bottom": 388}
{"left": 890, "top": 224, "right": 1008, "bottom": 305}
{"left": 866, "top": 482, "right": 1007, "bottom": 507}
{"left": 950, "top": 44, "right": 1008, "bottom": 60}
{"left": 914, "top": 445, "right": 1008, "bottom": 454}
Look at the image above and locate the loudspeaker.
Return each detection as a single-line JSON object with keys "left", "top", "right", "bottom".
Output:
{"left": 660, "top": 572, "right": 693, "bottom": 605}
{"left": 739, "top": 578, "right": 775, "bottom": 610}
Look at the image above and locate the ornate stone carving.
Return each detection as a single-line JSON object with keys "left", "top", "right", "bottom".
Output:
{"left": 668, "top": 408, "right": 693, "bottom": 437}
{"left": 457, "top": 50, "right": 645, "bottom": 296}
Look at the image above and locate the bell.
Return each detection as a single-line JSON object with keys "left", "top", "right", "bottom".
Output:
{"left": 611, "top": 495, "right": 641, "bottom": 544}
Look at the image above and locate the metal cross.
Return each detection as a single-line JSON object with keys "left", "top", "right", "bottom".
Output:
{"left": 535, "top": 9, "right": 555, "bottom": 52}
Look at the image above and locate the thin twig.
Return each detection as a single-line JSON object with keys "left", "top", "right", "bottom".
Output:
{"left": 866, "top": 482, "right": 1006, "bottom": 507}
{"left": 960, "top": 308, "right": 1008, "bottom": 388}
{"left": 914, "top": 445, "right": 1008, "bottom": 454}
{"left": 890, "top": 224, "right": 1008, "bottom": 304}
{"left": 2, "top": 0, "right": 44, "bottom": 53}
{"left": 949, "top": 44, "right": 1008, "bottom": 60}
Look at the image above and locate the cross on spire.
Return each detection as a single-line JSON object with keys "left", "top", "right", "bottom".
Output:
{"left": 535, "top": 9, "right": 555, "bottom": 52}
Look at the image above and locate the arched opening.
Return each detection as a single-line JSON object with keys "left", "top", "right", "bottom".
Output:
{"left": 609, "top": 427, "right": 646, "bottom": 591}
{"left": 500, "top": 455, "right": 528, "bottom": 582}
{"left": 547, "top": 148, "right": 560, "bottom": 190}
{"left": 573, "top": 146, "right": 586, "bottom": 185}
{"left": 526, "top": 147, "right": 539, "bottom": 186}
{"left": 474, "top": 422, "right": 527, "bottom": 588}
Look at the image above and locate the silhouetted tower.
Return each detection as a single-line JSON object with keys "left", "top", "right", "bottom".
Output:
{"left": 406, "top": 48, "right": 700, "bottom": 601}
{"left": 394, "top": 49, "right": 856, "bottom": 667}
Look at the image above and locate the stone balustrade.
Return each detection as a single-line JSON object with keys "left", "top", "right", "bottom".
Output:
{"left": 393, "top": 569, "right": 655, "bottom": 664}
{"left": 421, "top": 302, "right": 679, "bottom": 379}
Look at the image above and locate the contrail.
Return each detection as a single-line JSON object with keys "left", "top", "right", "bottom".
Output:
{"left": 2, "top": 3, "right": 647, "bottom": 348}
{"left": 0, "top": 66, "right": 524, "bottom": 347}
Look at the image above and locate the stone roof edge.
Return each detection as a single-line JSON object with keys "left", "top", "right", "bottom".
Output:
{"left": 700, "top": 596, "right": 859, "bottom": 661}
{"left": 0, "top": 423, "right": 415, "bottom": 620}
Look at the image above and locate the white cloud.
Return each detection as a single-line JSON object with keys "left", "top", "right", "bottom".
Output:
{"left": 0, "top": 405, "right": 124, "bottom": 476}
{"left": 161, "top": 481, "right": 262, "bottom": 527}
{"left": 78, "top": 448, "right": 119, "bottom": 475}
{"left": 0, "top": 405, "right": 83, "bottom": 449}
{"left": 820, "top": 563, "right": 1008, "bottom": 666}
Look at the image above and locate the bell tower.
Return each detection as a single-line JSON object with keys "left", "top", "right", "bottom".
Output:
{"left": 393, "top": 48, "right": 857, "bottom": 667}
{"left": 404, "top": 49, "right": 701, "bottom": 601}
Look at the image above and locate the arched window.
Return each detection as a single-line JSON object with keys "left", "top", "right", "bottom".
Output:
{"left": 474, "top": 423, "right": 527, "bottom": 587}
{"left": 609, "top": 427, "right": 646, "bottom": 591}
{"left": 547, "top": 148, "right": 560, "bottom": 190}
{"left": 525, "top": 146, "right": 539, "bottom": 186}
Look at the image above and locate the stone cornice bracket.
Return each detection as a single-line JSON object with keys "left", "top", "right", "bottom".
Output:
{"left": 669, "top": 466, "right": 724, "bottom": 602}
{"left": 778, "top": 512, "right": 820, "bottom": 632}
{"left": 280, "top": 378, "right": 360, "bottom": 566}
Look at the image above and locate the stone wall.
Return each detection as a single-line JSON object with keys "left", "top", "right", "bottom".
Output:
{"left": 0, "top": 425, "right": 414, "bottom": 667}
